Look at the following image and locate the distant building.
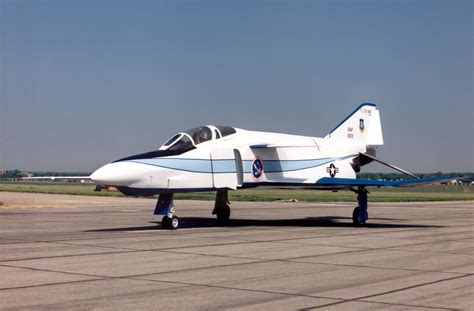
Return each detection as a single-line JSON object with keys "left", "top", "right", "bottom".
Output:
{"left": 0, "top": 169, "right": 5, "bottom": 176}
{"left": 20, "top": 172, "right": 33, "bottom": 178}
{"left": 447, "top": 179, "right": 467, "bottom": 186}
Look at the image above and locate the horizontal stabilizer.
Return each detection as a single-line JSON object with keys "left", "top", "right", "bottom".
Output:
{"left": 315, "top": 176, "right": 454, "bottom": 188}
{"left": 359, "top": 153, "right": 418, "bottom": 179}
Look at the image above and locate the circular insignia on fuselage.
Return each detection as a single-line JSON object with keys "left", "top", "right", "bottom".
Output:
{"left": 251, "top": 158, "right": 264, "bottom": 179}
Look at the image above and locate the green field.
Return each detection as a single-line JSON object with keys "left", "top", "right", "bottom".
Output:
{"left": 0, "top": 182, "right": 473, "bottom": 202}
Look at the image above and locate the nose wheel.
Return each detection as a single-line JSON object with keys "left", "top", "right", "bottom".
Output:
{"left": 162, "top": 215, "right": 179, "bottom": 230}
{"left": 155, "top": 193, "right": 181, "bottom": 230}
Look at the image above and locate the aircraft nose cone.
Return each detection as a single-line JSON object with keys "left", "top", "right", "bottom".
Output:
{"left": 91, "top": 162, "right": 143, "bottom": 186}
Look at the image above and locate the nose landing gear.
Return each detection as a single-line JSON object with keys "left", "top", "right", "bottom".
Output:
{"left": 155, "top": 193, "right": 179, "bottom": 230}
{"left": 155, "top": 189, "right": 233, "bottom": 230}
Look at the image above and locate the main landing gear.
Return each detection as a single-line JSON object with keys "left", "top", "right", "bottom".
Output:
{"left": 352, "top": 186, "right": 369, "bottom": 226}
{"left": 155, "top": 193, "right": 179, "bottom": 230}
{"left": 212, "top": 189, "right": 231, "bottom": 224}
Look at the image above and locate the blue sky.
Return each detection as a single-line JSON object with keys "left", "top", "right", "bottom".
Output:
{"left": 0, "top": 0, "right": 472, "bottom": 172}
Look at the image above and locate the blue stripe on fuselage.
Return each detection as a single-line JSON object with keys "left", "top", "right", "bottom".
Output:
{"left": 211, "top": 159, "right": 237, "bottom": 173}
{"left": 128, "top": 158, "right": 215, "bottom": 173}
{"left": 126, "top": 155, "right": 355, "bottom": 174}
{"left": 242, "top": 158, "right": 334, "bottom": 173}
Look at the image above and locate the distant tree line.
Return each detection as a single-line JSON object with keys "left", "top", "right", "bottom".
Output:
{"left": 0, "top": 170, "right": 91, "bottom": 178}
{"left": 1, "top": 170, "right": 22, "bottom": 178}
{"left": 29, "top": 171, "right": 92, "bottom": 177}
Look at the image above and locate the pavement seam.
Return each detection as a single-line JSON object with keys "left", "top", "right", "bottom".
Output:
{"left": 156, "top": 249, "right": 472, "bottom": 277}
{"left": 0, "top": 277, "right": 107, "bottom": 291}
{"left": 0, "top": 224, "right": 443, "bottom": 246}
{"left": 3, "top": 238, "right": 468, "bottom": 277}
{"left": 286, "top": 259, "right": 473, "bottom": 276}
{"left": 0, "top": 236, "right": 377, "bottom": 263}
{"left": 301, "top": 274, "right": 471, "bottom": 310}
{"left": 0, "top": 261, "right": 465, "bottom": 311}
{"left": 0, "top": 249, "right": 146, "bottom": 263}
{"left": 125, "top": 275, "right": 459, "bottom": 311}
{"left": 279, "top": 235, "right": 474, "bottom": 260}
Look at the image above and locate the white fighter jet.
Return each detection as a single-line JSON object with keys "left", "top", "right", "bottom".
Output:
{"left": 91, "top": 103, "right": 451, "bottom": 229}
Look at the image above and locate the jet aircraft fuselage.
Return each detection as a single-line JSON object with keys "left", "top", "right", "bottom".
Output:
{"left": 90, "top": 104, "right": 450, "bottom": 229}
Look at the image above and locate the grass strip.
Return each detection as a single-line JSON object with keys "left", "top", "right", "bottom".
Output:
{"left": 0, "top": 182, "right": 473, "bottom": 202}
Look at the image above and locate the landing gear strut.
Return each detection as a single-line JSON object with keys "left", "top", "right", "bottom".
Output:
{"left": 212, "top": 189, "right": 231, "bottom": 224}
{"left": 155, "top": 193, "right": 179, "bottom": 230}
{"left": 353, "top": 186, "right": 368, "bottom": 226}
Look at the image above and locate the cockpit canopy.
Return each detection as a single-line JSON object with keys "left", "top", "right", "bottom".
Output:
{"left": 113, "top": 125, "right": 236, "bottom": 163}
{"left": 160, "top": 125, "right": 236, "bottom": 151}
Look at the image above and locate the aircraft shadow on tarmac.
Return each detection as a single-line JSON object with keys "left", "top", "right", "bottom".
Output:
{"left": 86, "top": 217, "right": 443, "bottom": 232}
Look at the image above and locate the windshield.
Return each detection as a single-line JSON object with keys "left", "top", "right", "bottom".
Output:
{"left": 160, "top": 125, "right": 236, "bottom": 151}
{"left": 167, "top": 134, "right": 193, "bottom": 151}
{"left": 163, "top": 134, "right": 182, "bottom": 147}
{"left": 160, "top": 126, "right": 214, "bottom": 151}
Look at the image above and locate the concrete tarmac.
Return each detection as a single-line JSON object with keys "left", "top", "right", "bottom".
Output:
{"left": 0, "top": 192, "right": 472, "bottom": 310}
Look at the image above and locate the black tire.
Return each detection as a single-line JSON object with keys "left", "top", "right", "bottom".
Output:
{"left": 161, "top": 216, "right": 169, "bottom": 229}
{"left": 162, "top": 216, "right": 179, "bottom": 230}
{"left": 162, "top": 216, "right": 170, "bottom": 229}
{"left": 170, "top": 216, "right": 179, "bottom": 230}
{"left": 352, "top": 206, "right": 366, "bottom": 226}
{"left": 216, "top": 205, "right": 231, "bottom": 223}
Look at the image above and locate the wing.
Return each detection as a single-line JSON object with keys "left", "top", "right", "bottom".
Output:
{"left": 315, "top": 176, "right": 454, "bottom": 188}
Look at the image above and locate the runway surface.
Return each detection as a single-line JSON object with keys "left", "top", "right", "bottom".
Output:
{"left": 0, "top": 192, "right": 472, "bottom": 310}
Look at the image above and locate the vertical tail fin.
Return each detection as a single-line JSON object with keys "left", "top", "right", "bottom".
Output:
{"left": 325, "top": 103, "right": 384, "bottom": 146}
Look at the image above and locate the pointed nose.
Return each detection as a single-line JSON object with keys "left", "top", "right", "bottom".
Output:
{"left": 91, "top": 162, "right": 146, "bottom": 186}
